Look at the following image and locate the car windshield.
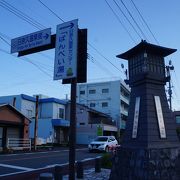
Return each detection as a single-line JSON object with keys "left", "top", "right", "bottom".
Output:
{"left": 94, "top": 137, "right": 108, "bottom": 141}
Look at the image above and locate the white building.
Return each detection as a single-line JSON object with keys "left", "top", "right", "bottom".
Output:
{"left": 76, "top": 80, "right": 130, "bottom": 134}
{"left": 66, "top": 103, "right": 117, "bottom": 144}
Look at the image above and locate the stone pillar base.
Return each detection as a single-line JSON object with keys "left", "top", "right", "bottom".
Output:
{"left": 109, "top": 147, "right": 180, "bottom": 180}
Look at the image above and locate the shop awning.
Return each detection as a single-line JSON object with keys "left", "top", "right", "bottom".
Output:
{"left": 51, "top": 119, "right": 70, "bottom": 127}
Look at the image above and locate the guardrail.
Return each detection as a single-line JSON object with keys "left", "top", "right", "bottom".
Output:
{"left": 0, "top": 156, "right": 102, "bottom": 180}
{"left": 7, "top": 138, "right": 31, "bottom": 151}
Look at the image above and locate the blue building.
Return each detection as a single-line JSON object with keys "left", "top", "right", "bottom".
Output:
{"left": 0, "top": 94, "right": 69, "bottom": 144}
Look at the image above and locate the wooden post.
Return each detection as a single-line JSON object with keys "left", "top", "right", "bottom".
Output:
{"left": 34, "top": 95, "right": 39, "bottom": 150}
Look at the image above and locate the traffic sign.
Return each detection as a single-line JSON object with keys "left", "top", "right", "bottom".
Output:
{"left": 54, "top": 19, "right": 78, "bottom": 80}
{"left": 11, "top": 28, "right": 51, "bottom": 53}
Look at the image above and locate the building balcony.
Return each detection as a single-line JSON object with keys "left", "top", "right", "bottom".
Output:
{"left": 121, "top": 110, "right": 128, "bottom": 117}
{"left": 120, "top": 95, "right": 129, "bottom": 105}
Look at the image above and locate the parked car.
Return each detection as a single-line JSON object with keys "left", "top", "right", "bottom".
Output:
{"left": 88, "top": 136, "right": 118, "bottom": 152}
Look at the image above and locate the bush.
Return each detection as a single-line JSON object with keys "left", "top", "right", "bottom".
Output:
{"left": 176, "top": 128, "right": 180, "bottom": 134}
{"left": 101, "top": 153, "right": 112, "bottom": 169}
{"left": 176, "top": 128, "right": 180, "bottom": 140}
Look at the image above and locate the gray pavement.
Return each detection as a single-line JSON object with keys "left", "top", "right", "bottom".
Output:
{"left": 63, "top": 168, "right": 111, "bottom": 180}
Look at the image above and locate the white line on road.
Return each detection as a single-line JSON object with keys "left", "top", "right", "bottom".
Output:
{"left": 0, "top": 163, "right": 34, "bottom": 171}
{"left": 2, "top": 148, "right": 88, "bottom": 156}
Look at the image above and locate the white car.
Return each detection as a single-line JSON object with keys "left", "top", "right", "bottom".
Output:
{"left": 88, "top": 136, "right": 118, "bottom": 152}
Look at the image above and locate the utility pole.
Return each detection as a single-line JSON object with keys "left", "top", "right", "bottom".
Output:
{"left": 34, "top": 95, "right": 39, "bottom": 151}
{"left": 168, "top": 74, "right": 172, "bottom": 111}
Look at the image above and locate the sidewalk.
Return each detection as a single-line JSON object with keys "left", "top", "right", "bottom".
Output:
{"left": 63, "top": 168, "right": 111, "bottom": 180}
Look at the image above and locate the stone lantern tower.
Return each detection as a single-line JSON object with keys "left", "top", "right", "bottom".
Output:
{"left": 110, "top": 41, "right": 180, "bottom": 180}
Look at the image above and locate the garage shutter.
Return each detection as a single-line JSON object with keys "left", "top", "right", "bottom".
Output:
{"left": 7, "top": 127, "right": 20, "bottom": 139}
{"left": 0, "top": 127, "right": 2, "bottom": 147}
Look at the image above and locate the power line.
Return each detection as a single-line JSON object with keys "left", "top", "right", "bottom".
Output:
{"left": 110, "top": 0, "right": 142, "bottom": 40}
{"left": 0, "top": 32, "right": 11, "bottom": 40}
{"left": 36, "top": 0, "right": 125, "bottom": 76}
{"left": 87, "top": 53, "right": 116, "bottom": 77}
{"left": 0, "top": 48, "right": 52, "bottom": 78}
{"left": 0, "top": 0, "right": 46, "bottom": 30}
{"left": 0, "top": 31, "right": 55, "bottom": 67}
{"left": 0, "top": 31, "right": 54, "bottom": 72}
{"left": 104, "top": 0, "right": 136, "bottom": 43}
{"left": 0, "top": 35, "right": 11, "bottom": 46}
{"left": 129, "top": 0, "right": 159, "bottom": 45}
{"left": 38, "top": 0, "right": 65, "bottom": 22}
{"left": 1, "top": 0, "right": 126, "bottom": 85}
{"left": 119, "top": 0, "right": 148, "bottom": 41}
{"left": 2, "top": 0, "right": 46, "bottom": 29}
{"left": 88, "top": 42, "right": 124, "bottom": 74}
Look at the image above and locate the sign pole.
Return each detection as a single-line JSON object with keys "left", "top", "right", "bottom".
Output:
{"left": 14, "top": 20, "right": 87, "bottom": 180}
{"left": 69, "top": 78, "right": 77, "bottom": 180}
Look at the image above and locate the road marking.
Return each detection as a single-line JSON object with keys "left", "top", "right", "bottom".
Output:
{"left": 0, "top": 163, "right": 34, "bottom": 171}
{"left": 0, "top": 148, "right": 89, "bottom": 163}
{"left": 45, "top": 162, "right": 68, "bottom": 168}
{"left": 2, "top": 148, "right": 87, "bottom": 157}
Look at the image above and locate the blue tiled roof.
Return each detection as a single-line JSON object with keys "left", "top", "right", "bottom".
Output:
{"left": 21, "top": 94, "right": 67, "bottom": 105}
{"left": 21, "top": 94, "right": 36, "bottom": 102}
{"left": 39, "top": 98, "right": 67, "bottom": 105}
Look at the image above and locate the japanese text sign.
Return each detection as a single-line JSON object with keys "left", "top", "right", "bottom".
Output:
{"left": 154, "top": 96, "right": 166, "bottom": 138}
{"left": 11, "top": 28, "right": 51, "bottom": 53}
{"left": 132, "top": 97, "right": 140, "bottom": 138}
{"left": 54, "top": 19, "right": 78, "bottom": 80}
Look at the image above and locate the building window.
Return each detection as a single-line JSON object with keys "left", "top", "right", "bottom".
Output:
{"left": 26, "top": 109, "right": 33, "bottom": 118}
{"left": 176, "top": 116, "right": 180, "bottom": 123}
{"left": 102, "top": 88, "right": 109, "bottom": 93}
{"left": 89, "top": 89, "right": 96, "bottom": 94}
{"left": 102, "top": 102, "right": 108, "bottom": 107}
{"left": 80, "top": 90, "right": 85, "bottom": 95}
{"left": 90, "top": 103, "right": 96, "bottom": 107}
{"left": 59, "top": 108, "right": 64, "bottom": 119}
{"left": 79, "top": 122, "right": 85, "bottom": 125}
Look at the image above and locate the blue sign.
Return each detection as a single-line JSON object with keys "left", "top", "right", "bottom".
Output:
{"left": 11, "top": 28, "right": 51, "bottom": 53}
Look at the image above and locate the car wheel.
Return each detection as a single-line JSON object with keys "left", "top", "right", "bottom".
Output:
{"left": 89, "top": 149, "right": 93, "bottom": 153}
{"left": 105, "top": 146, "right": 109, "bottom": 152}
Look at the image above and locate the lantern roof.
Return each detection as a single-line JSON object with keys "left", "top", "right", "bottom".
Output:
{"left": 117, "top": 40, "right": 177, "bottom": 60}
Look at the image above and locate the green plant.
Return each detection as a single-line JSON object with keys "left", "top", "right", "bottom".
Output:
{"left": 176, "top": 128, "right": 180, "bottom": 140}
{"left": 101, "top": 153, "right": 112, "bottom": 169}
{"left": 176, "top": 127, "right": 180, "bottom": 135}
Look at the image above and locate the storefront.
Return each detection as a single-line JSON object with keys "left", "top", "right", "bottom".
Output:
{"left": 52, "top": 119, "right": 70, "bottom": 145}
{"left": 0, "top": 104, "right": 30, "bottom": 151}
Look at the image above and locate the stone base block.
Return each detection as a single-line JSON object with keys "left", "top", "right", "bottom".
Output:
{"left": 109, "top": 147, "right": 180, "bottom": 180}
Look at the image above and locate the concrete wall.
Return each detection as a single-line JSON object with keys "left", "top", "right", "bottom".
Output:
{"left": 39, "top": 102, "right": 53, "bottom": 119}
{"left": 77, "top": 80, "right": 124, "bottom": 127}
{"left": 0, "top": 95, "right": 22, "bottom": 110}
{"left": 76, "top": 124, "right": 97, "bottom": 144}
{"left": 52, "top": 103, "right": 65, "bottom": 119}
{"left": 30, "top": 118, "right": 53, "bottom": 141}
{"left": 21, "top": 99, "right": 35, "bottom": 118}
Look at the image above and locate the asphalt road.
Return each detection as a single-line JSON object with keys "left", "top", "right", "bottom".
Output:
{"left": 0, "top": 147, "right": 103, "bottom": 176}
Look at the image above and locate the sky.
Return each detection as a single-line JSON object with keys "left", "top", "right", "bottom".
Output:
{"left": 0, "top": 0, "right": 180, "bottom": 110}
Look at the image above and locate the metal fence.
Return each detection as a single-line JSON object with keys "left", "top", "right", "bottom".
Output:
{"left": 7, "top": 138, "right": 31, "bottom": 151}
{"left": 0, "top": 156, "right": 102, "bottom": 180}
